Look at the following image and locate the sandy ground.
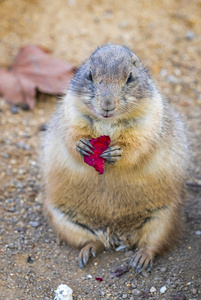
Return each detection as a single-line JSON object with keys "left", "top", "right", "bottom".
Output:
{"left": 0, "top": 0, "right": 201, "bottom": 299}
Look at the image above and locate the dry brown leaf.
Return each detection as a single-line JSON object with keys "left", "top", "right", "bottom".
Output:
{"left": 0, "top": 45, "right": 76, "bottom": 109}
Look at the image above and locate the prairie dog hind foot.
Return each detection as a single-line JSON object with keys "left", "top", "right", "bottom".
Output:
{"left": 129, "top": 248, "right": 153, "bottom": 273}
{"left": 79, "top": 240, "right": 105, "bottom": 269}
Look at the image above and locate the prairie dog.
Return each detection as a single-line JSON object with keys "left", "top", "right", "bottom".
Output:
{"left": 41, "top": 44, "right": 188, "bottom": 271}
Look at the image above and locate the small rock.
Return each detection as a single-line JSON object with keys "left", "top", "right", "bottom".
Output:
{"left": 39, "top": 123, "right": 48, "bottom": 131}
{"left": 119, "top": 21, "right": 128, "bottom": 29}
{"left": 10, "top": 106, "right": 19, "bottom": 114}
{"left": 191, "top": 288, "right": 197, "bottom": 295}
{"left": 16, "top": 227, "right": 26, "bottom": 233}
{"left": 18, "top": 169, "right": 26, "bottom": 175}
{"left": 100, "top": 291, "right": 105, "bottom": 297}
{"left": 122, "top": 294, "right": 128, "bottom": 299}
{"left": 29, "top": 221, "right": 40, "bottom": 228}
{"left": 7, "top": 243, "right": 15, "bottom": 249}
{"left": 166, "top": 75, "right": 178, "bottom": 84}
{"left": 141, "top": 290, "right": 150, "bottom": 298}
{"left": 132, "top": 289, "right": 140, "bottom": 296}
{"left": 21, "top": 104, "right": 30, "bottom": 111}
{"left": 150, "top": 287, "right": 156, "bottom": 293}
{"left": 160, "top": 69, "right": 167, "bottom": 77}
{"left": 68, "top": 0, "right": 76, "bottom": 6}
{"left": 171, "top": 294, "right": 186, "bottom": 300}
{"left": 86, "top": 274, "right": 92, "bottom": 279}
{"left": 160, "top": 267, "right": 167, "bottom": 273}
{"left": 142, "top": 270, "right": 150, "bottom": 277}
{"left": 2, "top": 153, "right": 10, "bottom": 158}
{"left": 6, "top": 207, "right": 16, "bottom": 213}
{"left": 27, "top": 256, "right": 34, "bottom": 263}
{"left": 124, "top": 250, "right": 134, "bottom": 257}
{"left": 195, "top": 230, "right": 201, "bottom": 235}
{"left": 160, "top": 286, "right": 167, "bottom": 294}
{"left": 54, "top": 284, "right": 73, "bottom": 300}
{"left": 16, "top": 142, "right": 30, "bottom": 150}
{"left": 185, "top": 30, "right": 195, "bottom": 40}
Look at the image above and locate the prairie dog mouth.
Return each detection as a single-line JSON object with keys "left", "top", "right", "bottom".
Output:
{"left": 102, "top": 108, "right": 115, "bottom": 118}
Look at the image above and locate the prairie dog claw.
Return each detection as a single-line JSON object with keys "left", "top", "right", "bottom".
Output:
{"left": 76, "top": 138, "right": 94, "bottom": 157}
{"left": 78, "top": 241, "right": 104, "bottom": 269}
{"left": 100, "top": 145, "right": 123, "bottom": 164}
{"left": 129, "top": 249, "right": 153, "bottom": 273}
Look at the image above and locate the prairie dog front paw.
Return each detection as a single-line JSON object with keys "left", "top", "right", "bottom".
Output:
{"left": 100, "top": 146, "right": 123, "bottom": 164}
{"left": 76, "top": 138, "right": 94, "bottom": 158}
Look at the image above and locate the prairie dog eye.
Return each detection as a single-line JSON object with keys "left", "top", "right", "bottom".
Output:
{"left": 87, "top": 70, "right": 93, "bottom": 81}
{"left": 126, "top": 72, "right": 133, "bottom": 84}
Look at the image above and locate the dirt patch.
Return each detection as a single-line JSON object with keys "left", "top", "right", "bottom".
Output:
{"left": 0, "top": 0, "right": 201, "bottom": 299}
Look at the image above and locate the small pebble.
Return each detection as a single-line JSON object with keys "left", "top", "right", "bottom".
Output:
{"left": 21, "top": 104, "right": 30, "bottom": 111}
{"left": 166, "top": 75, "right": 178, "bottom": 84}
{"left": 29, "top": 221, "right": 40, "bottom": 228}
{"left": 6, "top": 207, "right": 16, "bottom": 213}
{"left": 7, "top": 243, "right": 15, "bottom": 249}
{"left": 160, "top": 69, "right": 167, "bottom": 77}
{"left": 40, "top": 123, "right": 48, "bottom": 131}
{"left": 119, "top": 21, "right": 128, "bottom": 29}
{"left": 150, "top": 287, "right": 156, "bottom": 293}
{"left": 160, "top": 267, "right": 167, "bottom": 273}
{"left": 17, "top": 141, "right": 30, "bottom": 150}
{"left": 54, "top": 284, "right": 73, "bottom": 300}
{"left": 68, "top": 0, "right": 76, "bottom": 6}
{"left": 141, "top": 291, "right": 150, "bottom": 298}
{"left": 10, "top": 106, "right": 19, "bottom": 114}
{"left": 18, "top": 169, "right": 25, "bottom": 175}
{"left": 2, "top": 153, "right": 10, "bottom": 158}
{"left": 171, "top": 296, "right": 186, "bottom": 300}
{"left": 124, "top": 250, "right": 134, "bottom": 257}
{"left": 132, "top": 289, "right": 140, "bottom": 296}
{"left": 100, "top": 291, "right": 105, "bottom": 297}
{"left": 192, "top": 288, "right": 198, "bottom": 295}
{"left": 87, "top": 274, "right": 92, "bottom": 279}
{"left": 131, "top": 282, "right": 136, "bottom": 288}
{"left": 160, "top": 286, "right": 167, "bottom": 294}
{"left": 27, "top": 256, "right": 34, "bottom": 263}
{"left": 122, "top": 294, "right": 128, "bottom": 298}
{"left": 185, "top": 30, "right": 195, "bottom": 40}
{"left": 195, "top": 230, "right": 201, "bottom": 235}
{"left": 142, "top": 270, "right": 150, "bottom": 277}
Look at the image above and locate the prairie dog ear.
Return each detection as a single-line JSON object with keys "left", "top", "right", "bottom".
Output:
{"left": 131, "top": 53, "right": 140, "bottom": 68}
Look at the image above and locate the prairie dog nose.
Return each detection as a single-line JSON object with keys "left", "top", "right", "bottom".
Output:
{"left": 100, "top": 98, "right": 116, "bottom": 111}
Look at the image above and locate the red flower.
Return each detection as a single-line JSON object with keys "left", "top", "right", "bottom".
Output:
{"left": 84, "top": 135, "right": 111, "bottom": 174}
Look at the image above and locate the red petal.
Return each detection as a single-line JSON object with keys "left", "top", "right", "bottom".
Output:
{"left": 95, "top": 277, "right": 103, "bottom": 282}
{"left": 84, "top": 135, "right": 111, "bottom": 174}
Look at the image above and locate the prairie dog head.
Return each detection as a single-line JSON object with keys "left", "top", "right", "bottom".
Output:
{"left": 69, "top": 45, "right": 152, "bottom": 120}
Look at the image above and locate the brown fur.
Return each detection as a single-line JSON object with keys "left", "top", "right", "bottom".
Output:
{"left": 41, "top": 45, "right": 188, "bottom": 268}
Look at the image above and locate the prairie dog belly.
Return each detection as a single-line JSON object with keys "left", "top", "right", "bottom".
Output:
{"left": 47, "top": 162, "right": 171, "bottom": 231}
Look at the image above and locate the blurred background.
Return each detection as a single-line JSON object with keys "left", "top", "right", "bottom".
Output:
{"left": 1, "top": 0, "right": 201, "bottom": 107}
{"left": 0, "top": 1, "right": 200, "bottom": 70}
